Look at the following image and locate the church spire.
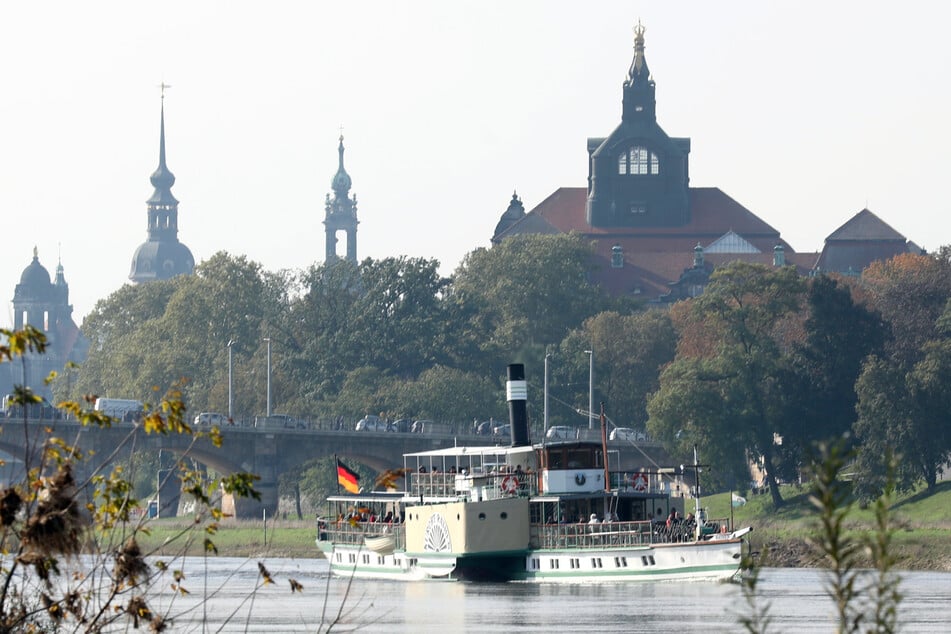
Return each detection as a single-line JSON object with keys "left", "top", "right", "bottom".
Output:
{"left": 130, "top": 85, "right": 195, "bottom": 284}
{"left": 324, "top": 133, "right": 359, "bottom": 263}
{"left": 622, "top": 20, "right": 656, "bottom": 122}
{"left": 147, "top": 90, "right": 178, "bottom": 207}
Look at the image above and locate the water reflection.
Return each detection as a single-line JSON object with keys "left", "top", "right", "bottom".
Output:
{"left": 142, "top": 557, "right": 951, "bottom": 632}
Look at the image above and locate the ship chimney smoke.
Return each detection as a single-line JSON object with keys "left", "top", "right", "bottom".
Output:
{"left": 507, "top": 363, "right": 530, "bottom": 447}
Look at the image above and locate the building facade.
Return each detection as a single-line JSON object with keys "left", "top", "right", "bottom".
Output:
{"left": 492, "top": 23, "right": 921, "bottom": 301}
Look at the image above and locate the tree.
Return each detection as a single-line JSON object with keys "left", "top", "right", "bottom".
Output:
{"left": 451, "top": 234, "right": 606, "bottom": 363}
{"left": 779, "top": 275, "right": 887, "bottom": 475}
{"left": 0, "top": 326, "right": 268, "bottom": 632}
{"left": 861, "top": 252, "right": 951, "bottom": 365}
{"left": 647, "top": 262, "right": 807, "bottom": 506}
{"left": 349, "top": 256, "right": 451, "bottom": 378}
{"left": 558, "top": 310, "right": 677, "bottom": 430}
{"left": 850, "top": 252, "right": 951, "bottom": 498}
{"left": 853, "top": 298, "right": 951, "bottom": 497}
{"left": 74, "top": 252, "right": 276, "bottom": 419}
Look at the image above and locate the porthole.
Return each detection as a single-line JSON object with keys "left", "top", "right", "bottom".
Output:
{"left": 478, "top": 512, "right": 486, "bottom": 520}
{"left": 500, "top": 512, "right": 508, "bottom": 519}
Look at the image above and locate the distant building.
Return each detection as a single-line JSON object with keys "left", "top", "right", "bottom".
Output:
{"left": 815, "top": 208, "right": 923, "bottom": 277}
{"left": 323, "top": 135, "right": 359, "bottom": 263}
{"left": 129, "top": 94, "right": 195, "bottom": 283}
{"left": 2, "top": 248, "right": 88, "bottom": 402}
{"left": 492, "top": 23, "right": 921, "bottom": 301}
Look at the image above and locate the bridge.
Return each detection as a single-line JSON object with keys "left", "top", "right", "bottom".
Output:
{"left": 0, "top": 418, "right": 672, "bottom": 518}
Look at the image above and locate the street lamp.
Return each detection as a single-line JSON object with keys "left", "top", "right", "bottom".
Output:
{"left": 227, "top": 339, "right": 236, "bottom": 420}
{"left": 585, "top": 349, "right": 594, "bottom": 430}
{"left": 543, "top": 350, "right": 551, "bottom": 439}
{"left": 264, "top": 337, "right": 272, "bottom": 417}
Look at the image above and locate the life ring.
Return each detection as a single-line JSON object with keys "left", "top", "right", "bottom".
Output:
{"left": 632, "top": 473, "right": 648, "bottom": 493}
{"left": 575, "top": 473, "right": 586, "bottom": 486}
{"left": 501, "top": 475, "right": 518, "bottom": 494}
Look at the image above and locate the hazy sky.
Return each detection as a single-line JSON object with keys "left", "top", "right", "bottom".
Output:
{"left": 2, "top": 1, "right": 949, "bottom": 326}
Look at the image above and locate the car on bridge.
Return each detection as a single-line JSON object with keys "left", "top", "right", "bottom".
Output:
{"left": 194, "top": 412, "right": 227, "bottom": 426}
{"left": 356, "top": 415, "right": 388, "bottom": 432}
{"left": 254, "top": 414, "right": 304, "bottom": 429}
{"left": 609, "top": 427, "right": 647, "bottom": 442}
{"left": 545, "top": 426, "right": 576, "bottom": 440}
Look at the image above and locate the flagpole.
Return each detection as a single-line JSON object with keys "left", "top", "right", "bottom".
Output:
{"left": 334, "top": 453, "right": 341, "bottom": 496}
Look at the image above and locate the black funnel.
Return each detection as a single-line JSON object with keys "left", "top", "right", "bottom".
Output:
{"left": 507, "top": 364, "right": 530, "bottom": 447}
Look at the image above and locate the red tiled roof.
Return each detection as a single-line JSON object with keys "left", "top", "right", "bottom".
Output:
{"left": 493, "top": 186, "right": 833, "bottom": 298}
{"left": 496, "top": 186, "right": 789, "bottom": 250}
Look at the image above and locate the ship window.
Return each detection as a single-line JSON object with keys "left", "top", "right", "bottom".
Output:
{"left": 641, "top": 556, "right": 648, "bottom": 566}
{"left": 649, "top": 556, "right": 656, "bottom": 565}
{"left": 500, "top": 512, "right": 508, "bottom": 519}
{"left": 618, "top": 146, "right": 660, "bottom": 175}
{"left": 478, "top": 513, "right": 486, "bottom": 520}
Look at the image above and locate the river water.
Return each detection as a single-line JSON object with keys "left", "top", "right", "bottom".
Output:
{"left": 143, "top": 557, "right": 951, "bottom": 632}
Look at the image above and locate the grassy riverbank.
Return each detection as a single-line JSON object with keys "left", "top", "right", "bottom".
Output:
{"left": 130, "top": 481, "right": 951, "bottom": 569}
{"left": 135, "top": 519, "right": 320, "bottom": 559}
{"left": 704, "top": 480, "right": 951, "bottom": 571}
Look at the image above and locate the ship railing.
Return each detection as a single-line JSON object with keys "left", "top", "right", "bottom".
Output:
{"left": 410, "top": 472, "right": 538, "bottom": 500}
{"left": 317, "top": 518, "right": 406, "bottom": 550}
{"left": 530, "top": 520, "right": 656, "bottom": 550}
{"left": 650, "top": 517, "right": 733, "bottom": 544}
{"left": 529, "top": 516, "right": 734, "bottom": 549}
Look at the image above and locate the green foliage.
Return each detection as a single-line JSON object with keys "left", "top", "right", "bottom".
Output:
{"left": 648, "top": 262, "right": 807, "bottom": 504}
{"left": 559, "top": 310, "right": 676, "bottom": 429}
{"left": 0, "top": 328, "right": 266, "bottom": 632}
{"left": 452, "top": 233, "right": 606, "bottom": 357}
{"left": 805, "top": 439, "right": 902, "bottom": 634}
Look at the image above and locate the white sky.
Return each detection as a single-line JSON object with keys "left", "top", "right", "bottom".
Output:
{"left": 1, "top": 1, "right": 949, "bottom": 327}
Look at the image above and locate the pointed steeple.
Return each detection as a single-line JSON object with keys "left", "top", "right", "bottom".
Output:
{"left": 626, "top": 20, "right": 651, "bottom": 86}
{"left": 130, "top": 87, "right": 195, "bottom": 284}
{"left": 147, "top": 96, "right": 178, "bottom": 206}
{"left": 622, "top": 20, "right": 656, "bottom": 122}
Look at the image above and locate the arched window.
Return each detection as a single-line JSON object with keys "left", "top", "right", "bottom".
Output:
{"left": 618, "top": 146, "right": 660, "bottom": 175}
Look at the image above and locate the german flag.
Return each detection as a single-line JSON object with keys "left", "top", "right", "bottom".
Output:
{"left": 337, "top": 459, "right": 360, "bottom": 494}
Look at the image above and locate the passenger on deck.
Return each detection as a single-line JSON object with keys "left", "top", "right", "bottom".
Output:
{"left": 666, "top": 509, "right": 679, "bottom": 529}
{"left": 418, "top": 465, "right": 427, "bottom": 474}
{"left": 588, "top": 513, "right": 600, "bottom": 525}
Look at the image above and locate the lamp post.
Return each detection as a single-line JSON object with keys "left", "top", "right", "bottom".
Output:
{"left": 585, "top": 349, "right": 594, "bottom": 430}
{"left": 227, "top": 339, "right": 236, "bottom": 420}
{"left": 264, "top": 337, "right": 271, "bottom": 417}
{"left": 543, "top": 350, "right": 551, "bottom": 439}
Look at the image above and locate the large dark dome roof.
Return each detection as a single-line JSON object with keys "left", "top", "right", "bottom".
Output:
{"left": 129, "top": 239, "right": 195, "bottom": 283}
{"left": 19, "top": 253, "right": 51, "bottom": 288}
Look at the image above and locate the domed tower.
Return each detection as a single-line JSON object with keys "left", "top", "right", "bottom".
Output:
{"left": 130, "top": 92, "right": 195, "bottom": 283}
{"left": 323, "top": 135, "right": 359, "bottom": 263}
{"left": 10, "top": 248, "right": 86, "bottom": 399}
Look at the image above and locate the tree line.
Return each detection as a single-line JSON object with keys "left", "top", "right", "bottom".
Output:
{"left": 66, "top": 235, "right": 951, "bottom": 506}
